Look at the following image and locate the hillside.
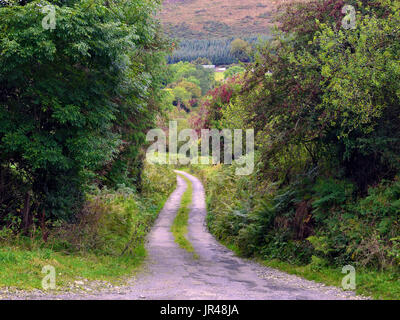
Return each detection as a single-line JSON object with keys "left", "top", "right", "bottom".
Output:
{"left": 160, "top": 0, "right": 292, "bottom": 39}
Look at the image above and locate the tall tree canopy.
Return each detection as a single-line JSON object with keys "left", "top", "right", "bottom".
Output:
{"left": 0, "top": 0, "right": 168, "bottom": 225}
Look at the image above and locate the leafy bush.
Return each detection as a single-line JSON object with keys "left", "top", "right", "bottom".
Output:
{"left": 224, "top": 66, "right": 245, "bottom": 79}
{"left": 357, "top": 180, "right": 400, "bottom": 220}
{"left": 47, "top": 163, "right": 176, "bottom": 256}
{"left": 312, "top": 178, "right": 354, "bottom": 222}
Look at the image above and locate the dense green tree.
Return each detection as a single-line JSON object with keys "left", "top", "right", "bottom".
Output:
{"left": 242, "top": 0, "right": 400, "bottom": 191}
{"left": 168, "top": 37, "right": 267, "bottom": 65}
{"left": 0, "top": 0, "right": 167, "bottom": 227}
{"left": 191, "top": 57, "right": 212, "bottom": 65}
{"left": 167, "top": 61, "right": 214, "bottom": 95}
{"left": 224, "top": 65, "right": 245, "bottom": 79}
{"left": 172, "top": 86, "right": 191, "bottom": 109}
{"left": 230, "top": 39, "right": 251, "bottom": 62}
{"left": 176, "top": 81, "right": 202, "bottom": 100}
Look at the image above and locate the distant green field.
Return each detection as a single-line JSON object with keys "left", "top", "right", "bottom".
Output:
{"left": 215, "top": 72, "right": 224, "bottom": 82}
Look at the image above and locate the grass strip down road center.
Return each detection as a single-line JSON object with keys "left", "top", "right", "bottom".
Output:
{"left": 171, "top": 173, "right": 199, "bottom": 259}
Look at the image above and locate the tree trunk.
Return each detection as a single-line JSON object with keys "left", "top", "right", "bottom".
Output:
{"left": 41, "top": 208, "right": 49, "bottom": 242}
{"left": 22, "top": 192, "right": 31, "bottom": 234}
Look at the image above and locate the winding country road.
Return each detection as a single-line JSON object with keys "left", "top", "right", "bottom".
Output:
{"left": 11, "top": 171, "right": 363, "bottom": 300}
{"left": 88, "top": 170, "right": 361, "bottom": 300}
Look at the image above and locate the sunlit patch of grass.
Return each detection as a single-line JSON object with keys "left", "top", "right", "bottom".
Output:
{"left": 0, "top": 245, "right": 146, "bottom": 290}
{"left": 171, "top": 173, "right": 199, "bottom": 259}
{"left": 215, "top": 72, "right": 224, "bottom": 82}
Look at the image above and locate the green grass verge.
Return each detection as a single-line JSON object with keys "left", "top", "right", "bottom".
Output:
{"left": 215, "top": 72, "right": 224, "bottom": 82}
{"left": 171, "top": 173, "right": 199, "bottom": 259}
{"left": 0, "top": 245, "right": 146, "bottom": 290}
{"left": 259, "top": 259, "right": 400, "bottom": 300}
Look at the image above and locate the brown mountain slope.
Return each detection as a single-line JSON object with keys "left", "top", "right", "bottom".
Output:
{"left": 160, "top": 0, "right": 295, "bottom": 38}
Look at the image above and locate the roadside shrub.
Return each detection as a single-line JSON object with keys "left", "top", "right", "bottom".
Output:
{"left": 357, "top": 180, "right": 400, "bottom": 221}
{"left": 312, "top": 178, "right": 354, "bottom": 222}
{"left": 46, "top": 163, "right": 176, "bottom": 256}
